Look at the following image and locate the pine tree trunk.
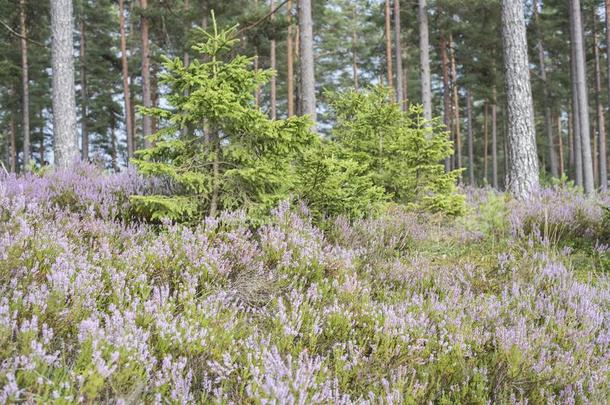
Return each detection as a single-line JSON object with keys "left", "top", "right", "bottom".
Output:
{"left": 119, "top": 0, "right": 134, "bottom": 160}
{"left": 492, "top": 88, "right": 498, "bottom": 189}
{"left": 286, "top": 0, "right": 295, "bottom": 117}
{"left": 385, "top": 0, "right": 393, "bottom": 90}
{"left": 467, "top": 92, "right": 475, "bottom": 185}
{"left": 534, "top": 0, "right": 558, "bottom": 178}
{"left": 140, "top": 0, "right": 152, "bottom": 147}
{"left": 570, "top": 0, "right": 594, "bottom": 194}
{"left": 110, "top": 114, "right": 118, "bottom": 171}
{"left": 557, "top": 114, "right": 564, "bottom": 177}
{"left": 483, "top": 101, "right": 489, "bottom": 183}
{"left": 418, "top": 0, "right": 431, "bottom": 121}
{"left": 151, "top": 65, "right": 158, "bottom": 134}
{"left": 449, "top": 35, "right": 461, "bottom": 172}
{"left": 440, "top": 31, "right": 452, "bottom": 171}
{"left": 79, "top": 17, "right": 89, "bottom": 161}
{"left": 350, "top": 7, "right": 359, "bottom": 91}
{"left": 595, "top": 11, "right": 608, "bottom": 191}
{"left": 570, "top": 48, "right": 583, "bottom": 186}
{"left": 270, "top": 0, "right": 277, "bottom": 118}
{"left": 604, "top": 0, "right": 610, "bottom": 190}
{"left": 20, "top": 0, "right": 30, "bottom": 168}
{"left": 51, "top": 0, "right": 79, "bottom": 167}
{"left": 298, "top": 0, "right": 316, "bottom": 123}
{"left": 38, "top": 110, "right": 45, "bottom": 165}
{"left": 393, "top": 0, "right": 404, "bottom": 108}
{"left": 9, "top": 100, "right": 16, "bottom": 172}
{"left": 502, "top": 0, "right": 539, "bottom": 199}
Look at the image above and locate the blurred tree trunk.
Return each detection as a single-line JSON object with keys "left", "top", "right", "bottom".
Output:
{"left": 140, "top": 0, "right": 152, "bottom": 147}
{"left": 393, "top": 0, "right": 404, "bottom": 108}
{"left": 20, "top": 0, "right": 30, "bottom": 167}
{"left": 483, "top": 101, "right": 489, "bottom": 183}
{"left": 594, "top": 11, "right": 607, "bottom": 191}
{"left": 492, "top": 88, "right": 498, "bottom": 189}
{"left": 449, "top": 35, "right": 461, "bottom": 173}
{"left": 440, "top": 31, "right": 451, "bottom": 171}
{"left": 270, "top": 0, "right": 277, "bottom": 118}
{"left": 298, "top": 0, "right": 316, "bottom": 123}
{"left": 467, "top": 91, "right": 475, "bottom": 185}
{"left": 51, "top": 0, "right": 79, "bottom": 167}
{"left": 286, "top": 0, "right": 294, "bottom": 116}
{"left": 119, "top": 0, "right": 134, "bottom": 160}
{"left": 557, "top": 114, "right": 564, "bottom": 177}
{"left": 419, "top": 0, "right": 431, "bottom": 121}
{"left": 502, "top": 0, "right": 539, "bottom": 199}
{"left": 569, "top": 0, "right": 594, "bottom": 194}
{"left": 534, "top": 0, "right": 558, "bottom": 178}
{"left": 79, "top": 17, "right": 88, "bottom": 161}
{"left": 385, "top": 0, "right": 393, "bottom": 90}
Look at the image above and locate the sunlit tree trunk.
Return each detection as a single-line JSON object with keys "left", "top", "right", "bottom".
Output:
{"left": 492, "top": 87, "right": 498, "bottom": 189}
{"left": 449, "top": 35, "right": 461, "bottom": 173}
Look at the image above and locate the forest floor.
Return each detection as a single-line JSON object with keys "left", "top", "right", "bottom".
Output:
{"left": 1, "top": 165, "right": 609, "bottom": 403}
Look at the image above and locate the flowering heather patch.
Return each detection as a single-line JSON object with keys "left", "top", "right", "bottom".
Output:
{"left": 1, "top": 166, "right": 609, "bottom": 403}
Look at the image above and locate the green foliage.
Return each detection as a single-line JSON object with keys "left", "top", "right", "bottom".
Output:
{"left": 132, "top": 14, "right": 315, "bottom": 222}
{"left": 329, "top": 86, "right": 465, "bottom": 216}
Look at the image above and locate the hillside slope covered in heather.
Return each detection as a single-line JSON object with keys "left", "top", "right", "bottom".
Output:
{"left": 1, "top": 165, "right": 609, "bottom": 403}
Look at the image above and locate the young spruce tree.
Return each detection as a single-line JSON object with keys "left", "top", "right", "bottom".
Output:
{"left": 132, "top": 14, "right": 314, "bottom": 222}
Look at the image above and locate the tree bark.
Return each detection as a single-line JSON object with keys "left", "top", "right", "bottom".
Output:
{"left": 570, "top": 45, "right": 583, "bottom": 186}
{"left": 9, "top": 95, "right": 16, "bottom": 172}
{"left": 557, "top": 114, "right": 564, "bottom": 177}
{"left": 119, "top": 0, "right": 134, "bottom": 160}
{"left": 350, "top": 7, "right": 359, "bottom": 91}
{"left": 440, "top": 31, "right": 452, "bottom": 171}
{"left": 467, "top": 91, "right": 475, "bottom": 185}
{"left": 599, "top": 0, "right": 610, "bottom": 189}
{"left": 286, "top": 0, "right": 295, "bottom": 116}
{"left": 51, "top": 0, "right": 79, "bottom": 167}
{"left": 79, "top": 17, "right": 89, "bottom": 161}
{"left": 594, "top": 11, "right": 608, "bottom": 191}
{"left": 449, "top": 35, "right": 461, "bottom": 172}
{"left": 569, "top": 0, "right": 594, "bottom": 194}
{"left": 534, "top": 0, "right": 558, "bottom": 178}
{"left": 140, "top": 0, "right": 152, "bottom": 147}
{"left": 483, "top": 101, "right": 489, "bottom": 183}
{"left": 20, "top": 0, "right": 30, "bottom": 168}
{"left": 385, "top": 0, "right": 393, "bottom": 90}
{"left": 393, "top": 0, "right": 404, "bottom": 108}
{"left": 502, "top": 0, "right": 539, "bottom": 199}
{"left": 110, "top": 113, "right": 118, "bottom": 172}
{"left": 298, "top": 0, "right": 316, "bottom": 123}
{"left": 492, "top": 87, "right": 498, "bottom": 189}
{"left": 270, "top": 0, "right": 277, "bottom": 118}
{"left": 418, "top": 0, "right": 431, "bottom": 121}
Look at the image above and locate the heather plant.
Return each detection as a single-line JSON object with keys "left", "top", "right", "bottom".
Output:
{"left": 2, "top": 168, "right": 609, "bottom": 403}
